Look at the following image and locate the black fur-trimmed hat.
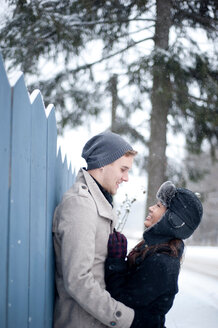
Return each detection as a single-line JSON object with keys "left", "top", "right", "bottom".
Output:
{"left": 154, "top": 181, "right": 203, "bottom": 239}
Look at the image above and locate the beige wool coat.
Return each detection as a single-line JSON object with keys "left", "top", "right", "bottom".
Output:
{"left": 52, "top": 168, "right": 134, "bottom": 328}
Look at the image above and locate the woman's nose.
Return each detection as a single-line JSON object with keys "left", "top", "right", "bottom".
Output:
{"left": 149, "top": 205, "right": 154, "bottom": 212}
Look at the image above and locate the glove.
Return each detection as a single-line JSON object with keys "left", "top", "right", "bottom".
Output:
{"left": 107, "top": 229, "right": 127, "bottom": 259}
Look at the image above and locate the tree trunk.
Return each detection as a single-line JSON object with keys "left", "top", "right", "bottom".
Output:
{"left": 146, "top": 0, "right": 172, "bottom": 213}
{"left": 110, "top": 74, "right": 118, "bottom": 132}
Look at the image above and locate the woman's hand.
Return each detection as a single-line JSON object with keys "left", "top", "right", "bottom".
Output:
{"left": 107, "top": 229, "right": 127, "bottom": 259}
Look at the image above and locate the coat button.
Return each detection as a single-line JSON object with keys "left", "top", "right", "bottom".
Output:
{"left": 115, "top": 311, "right": 122, "bottom": 317}
{"left": 109, "top": 265, "right": 115, "bottom": 270}
{"left": 110, "top": 322, "right": 116, "bottom": 326}
{"left": 82, "top": 185, "right": 87, "bottom": 189}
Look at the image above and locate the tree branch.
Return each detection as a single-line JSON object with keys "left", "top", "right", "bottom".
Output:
{"left": 70, "top": 17, "right": 155, "bottom": 27}
{"left": 72, "top": 36, "right": 153, "bottom": 72}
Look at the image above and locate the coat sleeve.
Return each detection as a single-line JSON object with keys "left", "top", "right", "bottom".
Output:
{"left": 105, "top": 254, "right": 179, "bottom": 314}
{"left": 53, "top": 187, "right": 134, "bottom": 328}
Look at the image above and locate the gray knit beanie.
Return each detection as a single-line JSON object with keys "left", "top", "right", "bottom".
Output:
{"left": 82, "top": 131, "right": 134, "bottom": 170}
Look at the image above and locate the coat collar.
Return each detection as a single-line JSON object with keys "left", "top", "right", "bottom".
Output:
{"left": 77, "top": 168, "right": 116, "bottom": 223}
{"left": 91, "top": 175, "right": 113, "bottom": 207}
{"left": 143, "top": 230, "right": 172, "bottom": 247}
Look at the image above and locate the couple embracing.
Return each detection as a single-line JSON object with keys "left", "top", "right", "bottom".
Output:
{"left": 52, "top": 131, "right": 202, "bottom": 328}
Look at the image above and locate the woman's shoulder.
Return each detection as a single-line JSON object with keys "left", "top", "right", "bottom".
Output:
{"left": 142, "top": 248, "right": 182, "bottom": 270}
{"left": 134, "top": 253, "right": 180, "bottom": 286}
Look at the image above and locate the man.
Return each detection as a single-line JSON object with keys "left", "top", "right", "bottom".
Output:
{"left": 53, "top": 131, "right": 137, "bottom": 328}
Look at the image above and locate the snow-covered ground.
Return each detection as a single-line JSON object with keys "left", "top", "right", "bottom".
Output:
{"left": 166, "top": 246, "right": 218, "bottom": 328}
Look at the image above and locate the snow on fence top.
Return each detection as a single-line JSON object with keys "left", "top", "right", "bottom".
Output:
{"left": 0, "top": 54, "right": 75, "bottom": 328}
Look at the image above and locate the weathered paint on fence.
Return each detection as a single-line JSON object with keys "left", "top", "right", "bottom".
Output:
{"left": 0, "top": 54, "right": 76, "bottom": 327}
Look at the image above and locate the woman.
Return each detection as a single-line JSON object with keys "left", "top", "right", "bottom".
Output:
{"left": 105, "top": 181, "right": 203, "bottom": 328}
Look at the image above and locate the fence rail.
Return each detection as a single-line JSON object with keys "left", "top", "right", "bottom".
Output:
{"left": 0, "top": 54, "right": 75, "bottom": 328}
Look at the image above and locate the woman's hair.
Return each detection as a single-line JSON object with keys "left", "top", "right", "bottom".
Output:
{"left": 127, "top": 239, "right": 184, "bottom": 268}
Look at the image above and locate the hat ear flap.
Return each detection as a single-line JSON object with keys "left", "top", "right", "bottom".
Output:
{"left": 167, "top": 212, "right": 193, "bottom": 239}
{"left": 168, "top": 212, "right": 185, "bottom": 229}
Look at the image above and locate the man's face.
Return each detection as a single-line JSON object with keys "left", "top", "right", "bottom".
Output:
{"left": 100, "top": 155, "right": 134, "bottom": 195}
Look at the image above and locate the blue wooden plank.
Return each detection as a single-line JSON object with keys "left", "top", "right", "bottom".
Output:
{"left": 8, "top": 73, "right": 31, "bottom": 328}
{"left": 55, "top": 148, "right": 64, "bottom": 205}
{"left": 0, "top": 54, "right": 11, "bottom": 328}
{"left": 56, "top": 150, "right": 70, "bottom": 203}
{"left": 68, "top": 164, "right": 76, "bottom": 189}
{"left": 28, "top": 90, "right": 47, "bottom": 327}
{"left": 62, "top": 155, "right": 69, "bottom": 194}
{"left": 44, "top": 104, "right": 57, "bottom": 327}
{"left": 68, "top": 163, "right": 73, "bottom": 189}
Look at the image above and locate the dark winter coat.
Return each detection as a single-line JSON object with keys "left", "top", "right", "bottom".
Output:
{"left": 105, "top": 239, "right": 184, "bottom": 328}
{"left": 105, "top": 181, "right": 202, "bottom": 327}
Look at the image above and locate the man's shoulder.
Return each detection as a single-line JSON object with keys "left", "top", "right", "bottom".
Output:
{"left": 63, "top": 168, "right": 90, "bottom": 197}
{"left": 62, "top": 180, "right": 91, "bottom": 204}
{"left": 53, "top": 182, "right": 96, "bottom": 222}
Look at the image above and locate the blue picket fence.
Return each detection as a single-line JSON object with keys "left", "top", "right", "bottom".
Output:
{"left": 0, "top": 54, "right": 76, "bottom": 327}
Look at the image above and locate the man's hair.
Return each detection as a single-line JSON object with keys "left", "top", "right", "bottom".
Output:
{"left": 124, "top": 150, "right": 138, "bottom": 157}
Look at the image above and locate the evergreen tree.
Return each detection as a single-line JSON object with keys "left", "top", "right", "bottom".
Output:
{"left": 1, "top": 0, "right": 217, "bottom": 209}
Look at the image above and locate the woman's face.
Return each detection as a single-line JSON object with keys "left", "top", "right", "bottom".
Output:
{"left": 144, "top": 201, "right": 167, "bottom": 228}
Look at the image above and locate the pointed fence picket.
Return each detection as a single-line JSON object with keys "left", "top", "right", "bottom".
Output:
{"left": 0, "top": 54, "right": 76, "bottom": 328}
{"left": 0, "top": 53, "right": 11, "bottom": 328}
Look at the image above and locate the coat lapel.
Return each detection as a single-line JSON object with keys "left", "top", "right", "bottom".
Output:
{"left": 78, "top": 169, "right": 117, "bottom": 224}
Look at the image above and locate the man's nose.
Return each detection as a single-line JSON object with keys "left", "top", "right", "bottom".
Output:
{"left": 122, "top": 171, "right": 129, "bottom": 182}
